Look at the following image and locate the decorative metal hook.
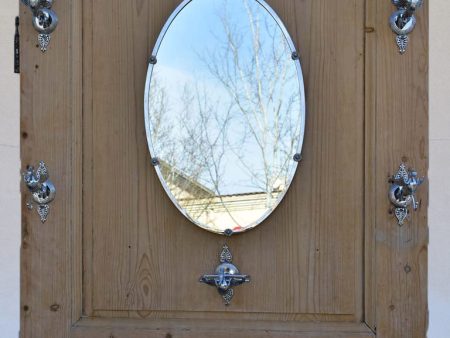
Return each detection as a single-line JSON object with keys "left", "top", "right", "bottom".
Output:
{"left": 388, "top": 163, "right": 424, "bottom": 225}
{"left": 22, "top": 161, "right": 56, "bottom": 223}
{"left": 200, "top": 245, "right": 250, "bottom": 305}
{"left": 389, "top": 0, "right": 423, "bottom": 54}
{"left": 21, "top": 0, "right": 58, "bottom": 52}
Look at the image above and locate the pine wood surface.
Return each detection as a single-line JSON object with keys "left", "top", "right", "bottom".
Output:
{"left": 20, "top": 0, "right": 428, "bottom": 337}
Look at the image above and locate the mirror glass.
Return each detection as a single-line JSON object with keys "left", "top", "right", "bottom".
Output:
{"left": 145, "top": 0, "right": 305, "bottom": 235}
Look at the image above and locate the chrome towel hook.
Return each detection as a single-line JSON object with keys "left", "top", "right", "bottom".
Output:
{"left": 389, "top": 163, "right": 424, "bottom": 225}
{"left": 22, "top": 161, "right": 56, "bottom": 223}
{"left": 390, "top": 0, "right": 423, "bottom": 54}
{"left": 21, "top": 0, "right": 58, "bottom": 52}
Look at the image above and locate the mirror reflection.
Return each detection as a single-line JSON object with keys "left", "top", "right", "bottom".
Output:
{"left": 145, "top": 0, "right": 305, "bottom": 235}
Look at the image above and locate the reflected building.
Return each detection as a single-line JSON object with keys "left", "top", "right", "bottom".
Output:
{"left": 145, "top": 0, "right": 305, "bottom": 234}
{"left": 160, "top": 160, "right": 283, "bottom": 233}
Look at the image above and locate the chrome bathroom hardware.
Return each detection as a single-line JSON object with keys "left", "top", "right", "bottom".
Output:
{"left": 200, "top": 245, "right": 250, "bottom": 305}
{"left": 20, "top": 0, "right": 58, "bottom": 52}
{"left": 22, "top": 161, "right": 56, "bottom": 223}
{"left": 389, "top": 163, "right": 424, "bottom": 225}
{"left": 390, "top": 0, "right": 423, "bottom": 54}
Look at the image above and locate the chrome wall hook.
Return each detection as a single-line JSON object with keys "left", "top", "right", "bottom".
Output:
{"left": 21, "top": 0, "right": 58, "bottom": 52}
{"left": 389, "top": 163, "right": 424, "bottom": 225}
{"left": 22, "top": 161, "right": 56, "bottom": 223}
{"left": 390, "top": 0, "right": 423, "bottom": 54}
{"left": 200, "top": 245, "right": 250, "bottom": 305}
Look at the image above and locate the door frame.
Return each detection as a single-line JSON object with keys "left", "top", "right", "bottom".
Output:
{"left": 20, "top": 0, "right": 428, "bottom": 337}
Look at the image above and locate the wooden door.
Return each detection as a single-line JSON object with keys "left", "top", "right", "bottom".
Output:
{"left": 20, "top": 1, "right": 428, "bottom": 337}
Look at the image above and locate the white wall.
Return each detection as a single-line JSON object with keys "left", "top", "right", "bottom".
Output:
{"left": 0, "top": 1, "right": 20, "bottom": 337}
{"left": 0, "top": 1, "right": 448, "bottom": 337}
{"left": 428, "top": 0, "right": 450, "bottom": 337}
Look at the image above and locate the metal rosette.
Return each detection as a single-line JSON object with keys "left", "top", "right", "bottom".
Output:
{"left": 21, "top": 0, "right": 58, "bottom": 52}
{"left": 389, "top": 0, "right": 423, "bottom": 54}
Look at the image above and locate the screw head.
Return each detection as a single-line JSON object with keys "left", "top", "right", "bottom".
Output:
{"left": 151, "top": 157, "right": 160, "bottom": 166}
{"left": 224, "top": 229, "right": 233, "bottom": 236}
{"left": 149, "top": 55, "right": 157, "bottom": 65}
{"left": 293, "top": 153, "right": 302, "bottom": 162}
{"left": 291, "top": 51, "right": 299, "bottom": 60}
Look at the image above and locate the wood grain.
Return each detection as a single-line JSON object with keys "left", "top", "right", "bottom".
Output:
{"left": 84, "top": 0, "right": 365, "bottom": 319}
{"left": 364, "top": 0, "right": 378, "bottom": 331}
{"left": 19, "top": 0, "right": 428, "bottom": 336}
{"left": 71, "top": 318, "right": 374, "bottom": 338}
{"left": 20, "top": 0, "right": 83, "bottom": 337}
{"left": 369, "top": 0, "right": 429, "bottom": 337}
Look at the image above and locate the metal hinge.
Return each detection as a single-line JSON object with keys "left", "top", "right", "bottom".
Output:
{"left": 14, "top": 16, "right": 20, "bottom": 74}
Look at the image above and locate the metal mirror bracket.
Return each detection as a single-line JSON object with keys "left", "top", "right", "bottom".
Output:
{"left": 390, "top": 0, "right": 423, "bottom": 54}
{"left": 22, "top": 161, "right": 56, "bottom": 223}
{"left": 21, "top": 0, "right": 58, "bottom": 52}
{"left": 200, "top": 245, "right": 250, "bottom": 306}
{"left": 389, "top": 163, "right": 424, "bottom": 226}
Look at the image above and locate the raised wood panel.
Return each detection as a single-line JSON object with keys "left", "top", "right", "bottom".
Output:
{"left": 84, "top": 0, "right": 365, "bottom": 318}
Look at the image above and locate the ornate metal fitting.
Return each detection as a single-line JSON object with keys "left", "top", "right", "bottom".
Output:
{"left": 21, "top": 0, "right": 58, "bottom": 52}
{"left": 390, "top": 0, "right": 423, "bottom": 54}
{"left": 22, "top": 161, "right": 56, "bottom": 223}
{"left": 200, "top": 245, "right": 250, "bottom": 305}
{"left": 388, "top": 163, "right": 424, "bottom": 225}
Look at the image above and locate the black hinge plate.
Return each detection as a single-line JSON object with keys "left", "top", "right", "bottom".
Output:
{"left": 14, "top": 16, "right": 20, "bottom": 74}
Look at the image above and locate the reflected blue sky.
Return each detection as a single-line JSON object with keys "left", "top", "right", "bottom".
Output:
{"left": 147, "top": 0, "right": 304, "bottom": 201}
{"left": 158, "top": 0, "right": 260, "bottom": 77}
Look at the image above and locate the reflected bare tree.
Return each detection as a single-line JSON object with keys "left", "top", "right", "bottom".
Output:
{"left": 148, "top": 0, "right": 302, "bottom": 230}
{"left": 150, "top": 76, "right": 240, "bottom": 222}
{"left": 201, "top": 0, "right": 301, "bottom": 205}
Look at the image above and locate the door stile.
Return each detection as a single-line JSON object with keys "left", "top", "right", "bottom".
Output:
{"left": 20, "top": 0, "right": 84, "bottom": 336}
{"left": 371, "top": 0, "right": 429, "bottom": 337}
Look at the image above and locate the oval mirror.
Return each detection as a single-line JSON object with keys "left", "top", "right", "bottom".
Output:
{"left": 145, "top": 0, "right": 305, "bottom": 235}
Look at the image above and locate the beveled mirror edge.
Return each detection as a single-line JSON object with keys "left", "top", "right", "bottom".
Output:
{"left": 144, "top": 0, "right": 306, "bottom": 236}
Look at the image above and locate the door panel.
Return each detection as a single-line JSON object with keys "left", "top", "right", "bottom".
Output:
{"left": 20, "top": 0, "right": 428, "bottom": 337}
{"left": 84, "top": 0, "right": 364, "bottom": 319}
